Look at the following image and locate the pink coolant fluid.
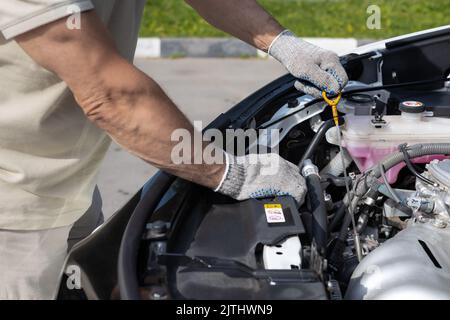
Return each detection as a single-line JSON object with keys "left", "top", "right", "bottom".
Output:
{"left": 344, "top": 144, "right": 449, "bottom": 184}
{"left": 341, "top": 111, "right": 450, "bottom": 184}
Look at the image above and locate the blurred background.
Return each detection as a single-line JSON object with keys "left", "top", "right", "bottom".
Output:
{"left": 140, "top": 0, "right": 449, "bottom": 39}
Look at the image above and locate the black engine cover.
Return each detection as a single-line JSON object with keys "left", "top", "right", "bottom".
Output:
{"left": 170, "top": 195, "right": 327, "bottom": 299}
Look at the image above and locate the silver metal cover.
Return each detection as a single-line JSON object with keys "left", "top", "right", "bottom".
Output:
{"left": 428, "top": 159, "right": 450, "bottom": 188}
{"left": 345, "top": 222, "right": 450, "bottom": 300}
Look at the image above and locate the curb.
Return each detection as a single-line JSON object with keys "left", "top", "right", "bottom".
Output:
{"left": 135, "top": 37, "right": 373, "bottom": 59}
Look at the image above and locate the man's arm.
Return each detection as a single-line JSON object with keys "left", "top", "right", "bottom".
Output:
{"left": 16, "top": 10, "right": 224, "bottom": 189}
{"left": 185, "top": 0, "right": 283, "bottom": 52}
{"left": 15, "top": 8, "right": 308, "bottom": 205}
{"left": 185, "top": 0, "right": 348, "bottom": 97}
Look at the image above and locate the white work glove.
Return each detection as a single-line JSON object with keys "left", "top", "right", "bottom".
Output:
{"left": 269, "top": 30, "right": 348, "bottom": 98}
{"left": 215, "top": 153, "right": 307, "bottom": 205}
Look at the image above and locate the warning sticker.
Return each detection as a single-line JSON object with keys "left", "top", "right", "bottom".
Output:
{"left": 264, "top": 204, "right": 285, "bottom": 223}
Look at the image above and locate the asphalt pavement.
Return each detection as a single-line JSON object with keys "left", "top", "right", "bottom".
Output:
{"left": 97, "top": 58, "right": 286, "bottom": 218}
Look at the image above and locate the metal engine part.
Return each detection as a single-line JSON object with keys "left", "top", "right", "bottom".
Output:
{"left": 427, "top": 159, "right": 450, "bottom": 189}
{"left": 346, "top": 159, "right": 450, "bottom": 299}
{"left": 346, "top": 221, "right": 450, "bottom": 300}
{"left": 409, "top": 159, "right": 450, "bottom": 220}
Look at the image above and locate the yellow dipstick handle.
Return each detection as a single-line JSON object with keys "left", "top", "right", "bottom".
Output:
{"left": 322, "top": 91, "right": 342, "bottom": 126}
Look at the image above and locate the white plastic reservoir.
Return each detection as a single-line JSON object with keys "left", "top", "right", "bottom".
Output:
{"left": 341, "top": 104, "right": 450, "bottom": 183}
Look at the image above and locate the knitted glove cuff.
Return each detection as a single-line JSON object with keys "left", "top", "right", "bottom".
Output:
{"left": 268, "top": 30, "right": 303, "bottom": 67}
{"left": 214, "top": 154, "right": 246, "bottom": 199}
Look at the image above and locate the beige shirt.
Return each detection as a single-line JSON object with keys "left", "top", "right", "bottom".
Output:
{"left": 0, "top": 0, "right": 146, "bottom": 230}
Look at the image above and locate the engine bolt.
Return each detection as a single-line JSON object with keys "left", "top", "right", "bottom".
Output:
{"left": 417, "top": 215, "right": 427, "bottom": 223}
{"left": 152, "top": 292, "right": 161, "bottom": 299}
{"left": 150, "top": 290, "right": 168, "bottom": 300}
{"left": 432, "top": 218, "right": 447, "bottom": 229}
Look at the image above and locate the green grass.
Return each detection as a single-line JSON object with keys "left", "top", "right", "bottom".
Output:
{"left": 140, "top": 0, "right": 450, "bottom": 39}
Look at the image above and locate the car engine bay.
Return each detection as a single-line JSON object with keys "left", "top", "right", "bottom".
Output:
{"left": 117, "top": 28, "right": 450, "bottom": 300}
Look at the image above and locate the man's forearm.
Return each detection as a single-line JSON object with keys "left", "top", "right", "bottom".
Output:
{"left": 16, "top": 11, "right": 224, "bottom": 189}
{"left": 76, "top": 57, "right": 224, "bottom": 189}
{"left": 185, "top": 0, "right": 284, "bottom": 51}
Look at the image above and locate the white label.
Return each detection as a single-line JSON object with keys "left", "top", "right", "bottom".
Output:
{"left": 264, "top": 204, "right": 285, "bottom": 223}
{"left": 403, "top": 101, "right": 423, "bottom": 107}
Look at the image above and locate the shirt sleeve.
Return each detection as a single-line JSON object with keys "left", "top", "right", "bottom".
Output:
{"left": 0, "top": 0, "right": 94, "bottom": 40}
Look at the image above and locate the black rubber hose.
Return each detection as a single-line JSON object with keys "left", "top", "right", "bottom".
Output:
{"left": 305, "top": 173, "right": 328, "bottom": 255}
{"left": 299, "top": 119, "right": 334, "bottom": 167}
{"left": 328, "top": 210, "right": 352, "bottom": 270}
{"left": 118, "top": 172, "right": 175, "bottom": 300}
{"left": 399, "top": 144, "right": 435, "bottom": 186}
{"left": 321, "top": 173, "right": 352, "bottom": 188}
{"left": 338, "top": 212, "right": 353, "bottom": 242}
{"left": 328, "top": 204, "right": 347, "bottom": 232}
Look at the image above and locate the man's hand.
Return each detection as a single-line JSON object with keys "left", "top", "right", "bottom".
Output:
{"left": 215, "top": 153, "right": 307, "bottom": 205}
{"left": 186, "top": 1, "right": 348, "bottom": 98}
{"left": 269, "top": 30, "right": 348, "bottom": 98}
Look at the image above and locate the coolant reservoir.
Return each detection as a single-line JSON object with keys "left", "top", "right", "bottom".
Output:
{"left": 341, "top": 101, "right": 450, "bottom": 183}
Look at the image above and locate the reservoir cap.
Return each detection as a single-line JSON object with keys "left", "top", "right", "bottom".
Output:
{"left": 400, "top": 100, "right": 425, "bottom": 113}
